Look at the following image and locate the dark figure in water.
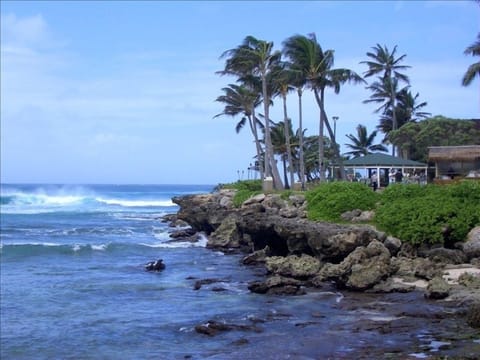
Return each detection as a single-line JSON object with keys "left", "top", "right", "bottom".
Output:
{"left": 145, "top": 259, "right": 166, "bottom": 272}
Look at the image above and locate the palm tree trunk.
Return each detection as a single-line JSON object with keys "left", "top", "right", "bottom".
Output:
{"left": 282, "top": 156, "right": 289, "bottom": 189}
{"left": 297, "top": 88, "right": 306, "bottom": 190}
{"left": 314, "top": 88, "right": 326, "bottom": 182}
{"left": 249, "top": 108, "right": 264, "bottom": 180}
{"left": 390, "top": 76, "right": 397, "bottom": 157}
{"left": 261, "top": 72, "right": 283, "bottom": 190}
{"left": 282, "top": 93, "right": 295, "bottom": 188}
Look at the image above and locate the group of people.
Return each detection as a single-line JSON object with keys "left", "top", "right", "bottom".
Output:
{"left": 371, "top": 169, "right": 404, "bottom": 191}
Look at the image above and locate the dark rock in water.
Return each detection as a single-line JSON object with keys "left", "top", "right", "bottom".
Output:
{"left": 169, "top": 228, "right": 197, "bottom": 239}
{"left": 145, "top": 259, "right": 165, "bottom": 272}
{"left": 193, "top": 278, "right": 227, "bottom": 290}
{"left": 242, "top": 245, "right": 271, "bottom": 265}
{"left": 425, "top": 276, "right": 450, "bottom": 299}
{"left": 194, "top": 320, "right": 262, "bottom": 336}
{"left": 248, "top": 275, "right": 306, "bottom": 295}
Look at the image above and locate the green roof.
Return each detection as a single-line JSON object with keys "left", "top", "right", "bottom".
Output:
{"left": 343, "top": 153, "right": 427, "bottom": 167}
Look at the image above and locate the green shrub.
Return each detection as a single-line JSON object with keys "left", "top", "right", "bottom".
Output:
{"left": 220, "top": 180, "right": 262, "bottom": 192}
{"left": 374, "top": 182, "right": 480, "bottom": 246}
{"left": 305, "top": 182, "right": 379, "bottom": 222}
{"left": 220, "top": 180, "right": 263, "bottom": 207}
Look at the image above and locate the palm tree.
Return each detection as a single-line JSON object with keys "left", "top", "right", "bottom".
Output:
{"left": 270, "top": 120, "right": 298, "bottom": 188}
{"left": 360, "top": 44, "right": 410, "bottom": 156}
{"left": 344, "top": 124, "right": 388, "bottom": 158}
{"left": 280, "top": 40, "right": 308, "bottom": 189}
{"left": 218, "top": 36, "right": 284, "bottom": 190}
{"left": 363, "top": 76, "right": 409, "bottom": 115}
{"left": 214, "top": 83, "right": 265, "bottom": 180}
{"left": 271, "top": 63, "right": 296, "bottom": 188}
{"left": 377, "top": 89, "right": 430, "bottom": 140}
{"left": 283, "top": 33, "right": 364, "bottom": 181}
{"left": 462, "top": 33, "right": 480, "bottom": 86}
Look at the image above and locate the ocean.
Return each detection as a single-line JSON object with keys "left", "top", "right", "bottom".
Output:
{"left": 1, "top": 184, "right": 479, "bottom": 359}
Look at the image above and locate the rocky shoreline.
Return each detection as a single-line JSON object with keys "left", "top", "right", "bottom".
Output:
{"left": 165, "top": 188, "right": 480, "bottom": 329}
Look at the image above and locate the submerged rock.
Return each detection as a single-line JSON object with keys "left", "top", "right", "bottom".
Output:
{"left": 145, "top": 259, "right": 165, "bottom": 272}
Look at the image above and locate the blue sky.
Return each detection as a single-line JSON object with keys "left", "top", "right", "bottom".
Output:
{"left": 1, "top": 0, "right": 478, "bottom": 185}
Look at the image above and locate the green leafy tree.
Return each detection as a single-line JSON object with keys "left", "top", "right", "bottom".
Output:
{"left": 389, "top": 115, "right": 480, "bottom": 162}
{"left": 344, "top": 124, "right": 388, "bottom": 158}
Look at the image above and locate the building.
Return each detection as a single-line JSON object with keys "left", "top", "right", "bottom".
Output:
{"left": 428, "top": 145, "right": 480, "bottom": 180}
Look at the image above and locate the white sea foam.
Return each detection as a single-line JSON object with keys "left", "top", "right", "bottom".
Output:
{"left": 96, "top": 198, "right": 175, "bottom": 207}
{"left": 91, "top": 243, "right": 108, "bottom": 251}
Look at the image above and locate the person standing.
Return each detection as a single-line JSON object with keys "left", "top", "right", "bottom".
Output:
{"left": 371, "top": 172, "right": 378, "bottom": 191}
{"left": 395, "top": 169, "right": 403, "bottom": 184}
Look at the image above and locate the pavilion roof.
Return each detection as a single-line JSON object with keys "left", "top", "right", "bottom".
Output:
{"left": 343, "top": 153, "right": 427, "bottom": 168}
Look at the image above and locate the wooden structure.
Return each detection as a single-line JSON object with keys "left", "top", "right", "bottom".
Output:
{"left": 428, "top": 145, "right": 480, "bottom": 181}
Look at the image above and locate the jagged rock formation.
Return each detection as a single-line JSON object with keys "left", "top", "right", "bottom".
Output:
{"left": 171, "top": 189, "right": 480, "bottom": 299}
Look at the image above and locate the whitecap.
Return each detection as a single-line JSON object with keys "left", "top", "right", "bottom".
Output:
{"left": 72, "top": 244, "right": 82, "bottom": 252}
{"left": 91, "top": 243, "right": 108, "bottom": 251}
{"left": 96, "top": 197, "right": 175, "bottom": 207}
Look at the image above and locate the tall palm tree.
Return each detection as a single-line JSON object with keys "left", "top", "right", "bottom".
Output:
{"left": 462, "top": 33, "right": 480, "bottom": 86}
{"left": 214, "top": 83, "right": 265, "bottom": 180}
{"left": 280, "top": 40, "right": 308, "bottom": 188}
{"left": 360, "top": 44, "right": 410, "bottom": 156}
{"left": 283, "top": 33, "right": 364, "bottom": 182}
{"left": 218, "top": 36, "right": 284, "bottom": 190}
{"left": 344, "top": 124, "right": 388, "bottom": 158}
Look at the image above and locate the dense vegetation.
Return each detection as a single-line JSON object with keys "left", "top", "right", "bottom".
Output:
{"left": 305, "top": 182, "right": 379, "bottom": 222}
{"left": 221, "top": 179, "right": 480, "bottom": 246}
{"left": 374, "top": 181, "right": 480, "bottom": 246}
{"left": 305, "top": 181, "right": 480, "bottom": 246}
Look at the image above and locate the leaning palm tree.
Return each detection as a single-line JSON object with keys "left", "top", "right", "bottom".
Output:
{"left": 360, "top": 44, "right": 410, "bottom": 156}
{"left": 218, "top": 36, "right": 284, "bottom": 190}
{"left": 283, "top": 33, "right": 364, "bottom": 181}
{"left": 280, "top": 40, "right": 308, "bottom": 188}
{"left": 214, "top": 83, "right": 265, "bottom": 180}
{"left": 462, "top": 33, "right": 480, "bottom": 86}
{"left": 344, "top": 124, "right": 388, "bottom": 158}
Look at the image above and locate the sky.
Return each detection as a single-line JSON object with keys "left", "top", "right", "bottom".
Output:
{"left": 1, "top": 0, "right": 479, "bottom": 185}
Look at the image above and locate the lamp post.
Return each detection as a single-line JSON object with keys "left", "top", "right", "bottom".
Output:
{"left": 332, "top": 116, "right": 339, "bottom": 144}
{"left": 332, "top": 116, "right": 339, "bottom": 180}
